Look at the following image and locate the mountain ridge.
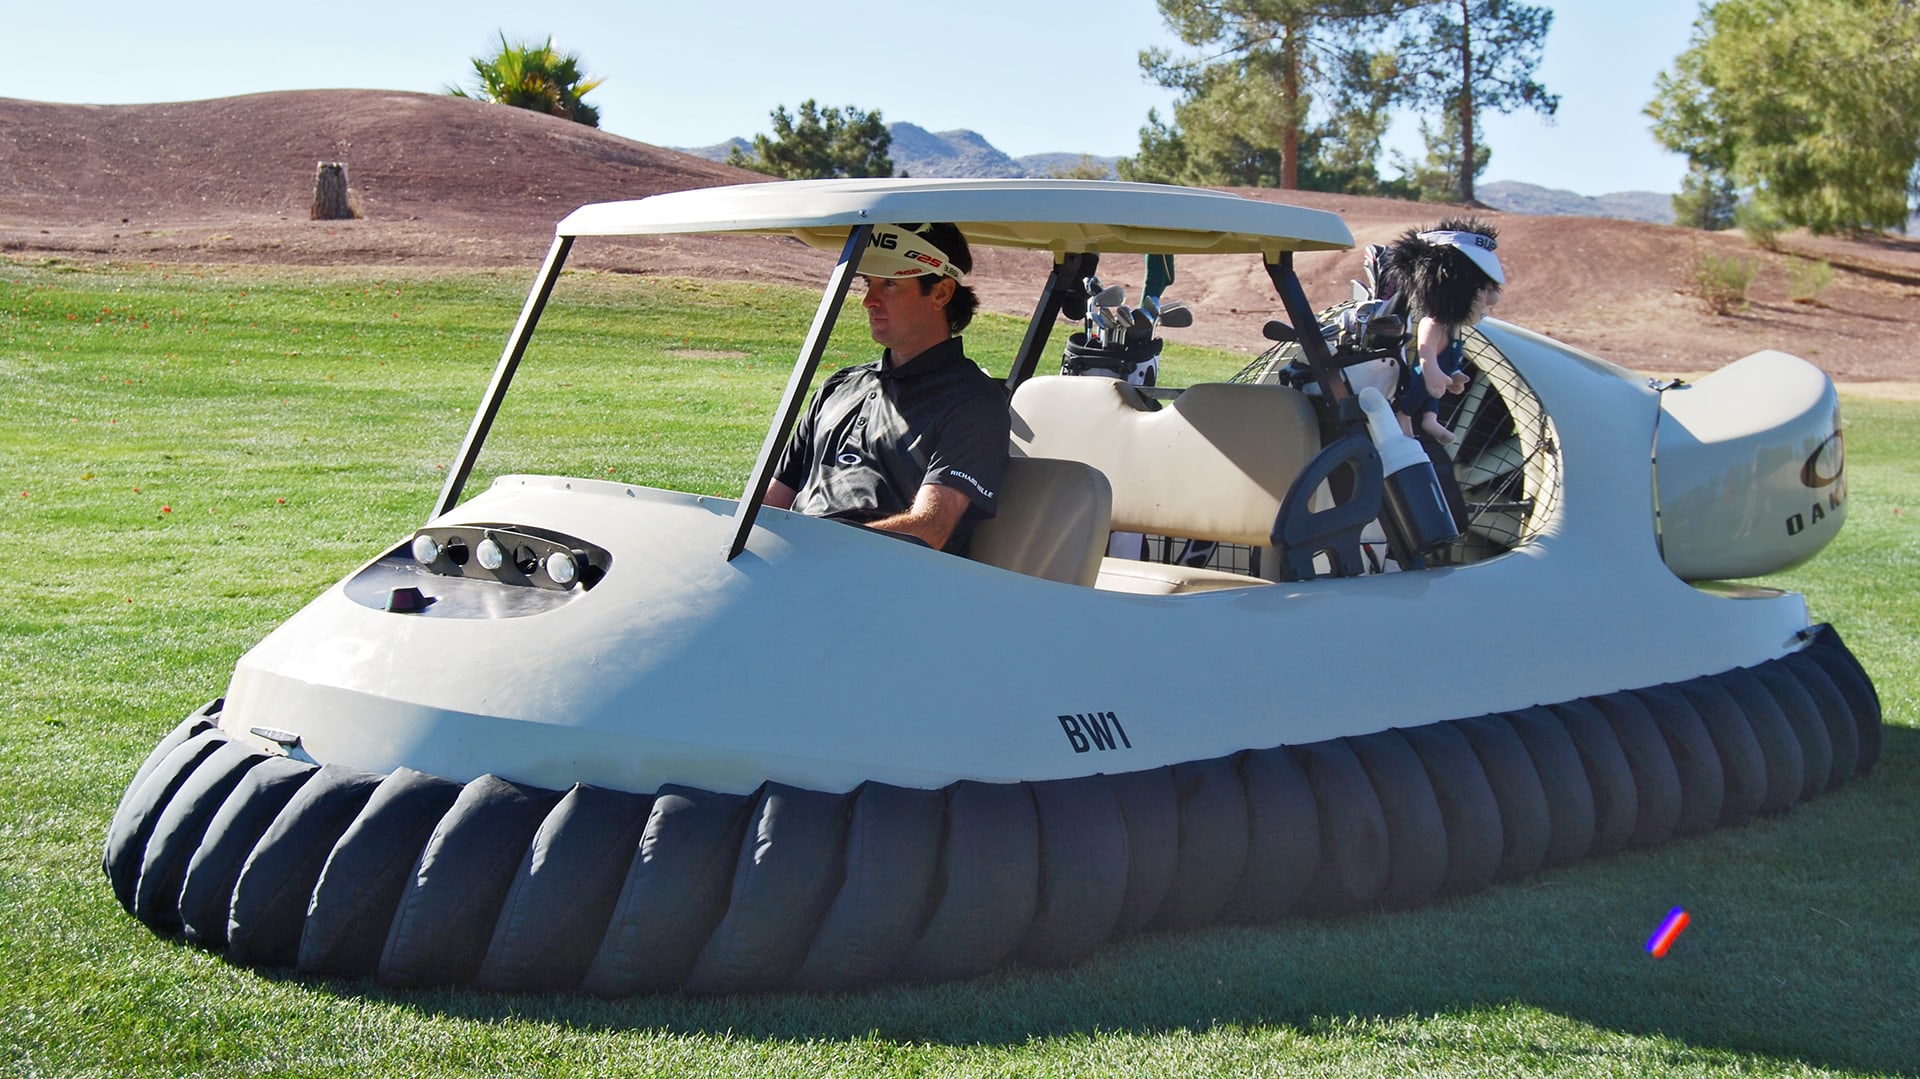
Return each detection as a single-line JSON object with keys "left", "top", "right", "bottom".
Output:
{"left": 680, "top": 123, "right": 1122, "bottom": 183}
{"left": 680, "top": 125, "right": 1669, "bottom": 223}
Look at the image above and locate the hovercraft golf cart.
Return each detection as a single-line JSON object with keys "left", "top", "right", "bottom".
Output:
{"left": 105, "top": 179, "right": 1878, "bottom": 995}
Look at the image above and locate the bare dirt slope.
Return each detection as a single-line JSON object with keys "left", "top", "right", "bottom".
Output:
{"left": 5, "top": 89, "right": 1918, "bottom": 383}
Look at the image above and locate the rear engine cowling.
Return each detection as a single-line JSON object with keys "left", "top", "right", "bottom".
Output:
{"left": 1655, "top": 350, "right": 1845, "bottom": 582}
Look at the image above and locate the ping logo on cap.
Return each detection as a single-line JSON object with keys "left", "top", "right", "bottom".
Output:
{"left": 862, "top": 224, "right": 965, "bottom": 283}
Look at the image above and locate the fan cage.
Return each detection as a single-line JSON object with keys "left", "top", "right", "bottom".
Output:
{"left": 1427, "top": 327, "right": 1563, "bottom": 564}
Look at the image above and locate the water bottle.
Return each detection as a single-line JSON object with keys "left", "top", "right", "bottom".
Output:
{"left": 1357, "top": 386, "right": 1460, "bottom": 557}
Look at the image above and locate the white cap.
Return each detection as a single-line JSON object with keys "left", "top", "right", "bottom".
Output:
{"left": 859, "top": 224, "right": 966, "bottom": 284}
{"left": 1417, "top": 229, "right": 1505, "bottom": 285}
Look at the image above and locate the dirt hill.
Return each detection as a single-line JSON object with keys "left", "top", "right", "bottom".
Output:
{"left": 4, "top": 89, "right": 1917, "bottom": 384}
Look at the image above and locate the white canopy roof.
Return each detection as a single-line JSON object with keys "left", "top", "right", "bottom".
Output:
{"left": 555, "top": 177, "right": 1353, "bottom": 257}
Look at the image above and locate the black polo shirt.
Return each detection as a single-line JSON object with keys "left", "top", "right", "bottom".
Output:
{"left": 774, "top": 336, "right": 1009, "bottom": 553}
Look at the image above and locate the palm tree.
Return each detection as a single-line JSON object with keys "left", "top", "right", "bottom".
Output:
{"left": 449, "top": 33, "right": 604, "bottom": 128}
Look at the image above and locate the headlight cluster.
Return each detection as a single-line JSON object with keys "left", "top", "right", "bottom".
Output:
{"left": 406, "top": 524, "right": 608, "bottom": 592}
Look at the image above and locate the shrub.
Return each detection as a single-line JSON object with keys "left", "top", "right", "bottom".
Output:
{"left": 1735, "top": 201, "right": 1784, "bottom": 250}
{"left": 449, "top": 33, "right": 603, "bottom": 128}
{"left": 1689, "top": 249, "right": 1759, "bottom": 314}
{"left": 1788, "top": 256, "right": 1835, "bottom": 304}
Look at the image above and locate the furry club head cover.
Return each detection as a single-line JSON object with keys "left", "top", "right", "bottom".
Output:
{"left": 1381, "top": 217, "right": 1504, "bottom": 326}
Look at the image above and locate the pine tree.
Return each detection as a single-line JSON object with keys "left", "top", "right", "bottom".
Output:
{"left": 1672, "top": 165, "right": 1738, "bottom": 231}
{"left": 1125, "top": 0, "right": 1412, "bottom": 190}
{"left": 1390, "top": 0, "right": 1557, "bottom": 204}
{"left": 728, "top": 101, "right": 893, "bottom": 180}
{"left": 1647, "top": 0, "right": 1920, "bottom": 234}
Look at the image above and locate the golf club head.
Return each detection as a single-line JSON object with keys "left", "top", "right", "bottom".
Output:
{"left": 1336, "top": 306, "right": 1367, "bottom": 347}
{"left": 1368, "top": 314, "right": 1405, "bottom": 339}
{"left": 1090, "top": 283, "right": 1125, "bottom": 310}
{"left": 1157, "top": 301, "right": 1193, "bottom": 329}
{"left": 1061, "top": 272, "right": 1101, "bottom": 321}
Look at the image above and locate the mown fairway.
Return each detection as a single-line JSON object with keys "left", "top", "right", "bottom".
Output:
{"left": 2, "top": 262, "right": 1914, "bottom": 1078}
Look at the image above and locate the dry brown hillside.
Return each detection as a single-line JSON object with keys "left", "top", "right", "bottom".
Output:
{"left": 4, "top": 89, "right": 1917, "bottom": 384}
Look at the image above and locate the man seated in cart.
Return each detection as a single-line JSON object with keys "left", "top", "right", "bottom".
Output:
{"left": 765, "top": 222, "right": 1009, "bottom": 555}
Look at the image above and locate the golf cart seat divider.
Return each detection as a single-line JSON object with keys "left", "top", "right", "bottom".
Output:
{"left": 967, "top": 457, "right": 1113, "bottom": 587}
{"left": 1007, "top": 377, "right": 1321, "bottom": 593}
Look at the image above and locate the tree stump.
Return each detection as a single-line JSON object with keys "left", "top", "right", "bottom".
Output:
{"left": 311, "top": 161, "right": 354, "bottom": 220}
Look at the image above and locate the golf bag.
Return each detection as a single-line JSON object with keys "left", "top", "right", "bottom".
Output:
{"left": 1061, "top": 330, "right": 1161, "bottom": 387}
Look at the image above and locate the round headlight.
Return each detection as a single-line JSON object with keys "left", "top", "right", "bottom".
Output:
{"left": 476, "top": 536, "right": 507, "bottom": 571}
{"left": 410, "top": 533, "right": 442, "bottom": 566}
{"left": 544, "top": 550, "right": 579, "bottom": 586}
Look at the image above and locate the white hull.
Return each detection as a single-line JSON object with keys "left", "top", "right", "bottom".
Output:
{"left": 217, "top": 321, "right": 1816, "bottom": 795}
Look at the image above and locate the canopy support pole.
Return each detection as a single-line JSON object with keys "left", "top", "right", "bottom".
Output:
{"left": 1005, "top": 251, "right": 1096, "bottom": 390}
{"left": 725, "top": 225, "right": 871, "bottom": 561}
{"left": 433, "top": 234, "right": 574, "bottom": 520}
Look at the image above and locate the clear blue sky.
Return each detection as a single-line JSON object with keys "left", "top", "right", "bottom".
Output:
{"left": 5, "top": 0, "right": 1700, "bottom": 197}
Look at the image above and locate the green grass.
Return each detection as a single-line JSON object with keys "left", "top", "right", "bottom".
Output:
{"left": 2, "top": 261, "right": 1915, "bottom": 1078}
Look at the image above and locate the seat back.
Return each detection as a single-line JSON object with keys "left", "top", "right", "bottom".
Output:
{"left": 1008, "top": 376, "right": 1321, "bottom": 546}
{"left": 968, "top": 456, "right": 1113, "bottom": 586}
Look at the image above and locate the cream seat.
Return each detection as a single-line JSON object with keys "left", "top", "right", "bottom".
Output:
{"left": 968, "top": 456, "right": 1113, "bottom": 586}
{"left": 1007, "top": 376, "right": 1322, "bottom": 593}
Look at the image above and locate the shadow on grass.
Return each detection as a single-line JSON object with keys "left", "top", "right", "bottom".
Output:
{"left": 274, "top": 726, "right": 1920, "bottom": 1075}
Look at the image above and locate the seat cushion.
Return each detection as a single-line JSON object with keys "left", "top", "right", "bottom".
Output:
{"left": 1009, "top": 377, "right": 1320, "bottom": 546}
{"left": 968, "top": 457, "right": 1113, "bottom": 586}
{"left": 1093, "top": 557, "right": 1274, "bottom": 595}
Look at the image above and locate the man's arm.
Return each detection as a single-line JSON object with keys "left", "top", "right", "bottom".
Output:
{"left": 863, "top": 482, "right": 972, "bottom": 550}
{"left": 765, "top": 479, "right": 798, "bottom": 510}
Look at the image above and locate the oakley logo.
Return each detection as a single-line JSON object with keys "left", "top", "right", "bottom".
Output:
{"left": 836, "top": 452, "right": 863, "bottom": 466}
{"left": 1800, "top": 430, "right": 1844, "bottom": 489}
